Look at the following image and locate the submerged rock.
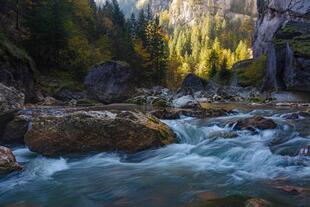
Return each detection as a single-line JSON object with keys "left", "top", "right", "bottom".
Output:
{"left": 188, "top": 195, "right": 271, "bottom": 207}
{"left": 231, "top": 116, "right": 277, "bottom": 131}
{"left": 25, "top": 110, "right": 175, "bottom": 156}
{"left": 84, "top": 61, "right": 135, "bottom": 104}
{"left": 0, "top": 146, "right": 22, "bottom": 174}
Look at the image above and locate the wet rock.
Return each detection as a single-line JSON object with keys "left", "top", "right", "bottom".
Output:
{"left": 207, "top": 131, "right": 238, "bottom": 140}
{"left": 281, "top": 113, "right": 300, "bottom": 120}
{"left": 231, "top": 116, "right": 277, "bottom": 131}
{"left": 299, "top": 145, "right": 310, "bottom": 156}
{"left": 188, "top": 195, "right": 271, "bottom": 207}
{"left": 84, "top": 61, "right": 135, "bottom": 104}
{"left": 25, "top": 110, "right": 175, "bottom": 156}
{"left": 188, "top": 195, "right": 250, "bottom": 207}
{"left": 0, "top": 146, "right": 22, "bottom": 174}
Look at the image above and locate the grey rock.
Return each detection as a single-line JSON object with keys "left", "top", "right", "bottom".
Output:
{"left": 84, "top": 61, "right": 135, "bottom": 104}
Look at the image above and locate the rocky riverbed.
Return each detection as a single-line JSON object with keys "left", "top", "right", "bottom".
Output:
{"left": 0, "top": 102, "right": 310, "bottom": 207}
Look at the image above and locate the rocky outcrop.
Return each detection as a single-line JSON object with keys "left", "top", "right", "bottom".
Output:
{"left": 25, "top": 110, "right": 175, "bottom": 156}
{"left": 0, "top": 37, "right": 36, "bottom": 102}
{"left": 231, "top": 116, "right": 277, "bottom": 131}
{"left": 84, "top": 61, "right": 135, "bottom": 104}
{"left": 0, "top": 146, "right": 22, "bottom": 174}
{"left": 254, "top": 0, "right": 310, "bottom": 92}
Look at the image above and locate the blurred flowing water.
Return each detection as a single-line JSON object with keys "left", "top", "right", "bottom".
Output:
{"left": 1, "top": 105, "right": 310, "bottom": 207}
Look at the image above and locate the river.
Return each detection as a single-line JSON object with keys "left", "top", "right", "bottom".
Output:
{"left": 0, "top": 104, "right": 309, "bottom": 206}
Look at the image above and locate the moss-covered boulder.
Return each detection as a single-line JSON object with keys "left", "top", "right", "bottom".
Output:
{"left": 25, "top": 110, "right": 175, "bottom": 156}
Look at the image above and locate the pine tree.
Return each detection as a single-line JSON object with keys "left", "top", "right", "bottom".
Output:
{"left": 218, "top": 57, "right": 230, "bottom": 83}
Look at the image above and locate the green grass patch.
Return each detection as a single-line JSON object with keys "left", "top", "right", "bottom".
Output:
{"left": 236, "top": 55, "right": 267, "bottom": 87}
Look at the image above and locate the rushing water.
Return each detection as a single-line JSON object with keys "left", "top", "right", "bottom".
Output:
{"left": 1, "top": 105, "right": 310, "bottom": 207}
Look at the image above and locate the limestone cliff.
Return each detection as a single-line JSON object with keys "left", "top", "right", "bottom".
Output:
{"left": 118, "top": 0, "right": 256, "bottom": 24}
{"left": 253, "top": 0, "right": 310, "bottom": 92}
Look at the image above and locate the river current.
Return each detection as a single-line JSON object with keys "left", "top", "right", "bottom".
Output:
{"left": 1, "top": 105, "right": 309, "bottom": 206}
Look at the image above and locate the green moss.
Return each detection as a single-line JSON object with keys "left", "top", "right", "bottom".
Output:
{"left": 147, "top": 115, "right": 160, "bottom": 124}
{"left": 37, "top": 70, "right": 84, "bottom": 96}
{"left": 0, "top": 35, "right": 36, "bottom": 73}
{"left": 159, "top": 128, "right": 169, "bottom": 141}
{"left": 152, "top": 98, "right": 169, "bottom": 108}
{"left": 247, "top": 97, "right": 267, "bottom": 103}
{"left": 274, "top": 22, "right": 310, "bottom": 58}
{"left": 236, "top": 55, "right": 267, "bottom": 87}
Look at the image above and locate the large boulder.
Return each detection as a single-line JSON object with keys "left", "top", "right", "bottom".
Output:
{"left": 254, "top": 0, "right": 310, "bottom": 92}
{"left": 84, "top": 61, "right": 135, "bottom": 104}
{"left": 0, "top": 146, "right": 22, "bottom": 174}
{"left": 177, "top": 73, "right": 207, "bottom": 96}
{"left": 25, "top": 110, "right": 175, "bottom": 156}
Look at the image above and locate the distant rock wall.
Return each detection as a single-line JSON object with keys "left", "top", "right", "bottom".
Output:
{"left": 253, "top": 0, "right": 310, "bottom": 92}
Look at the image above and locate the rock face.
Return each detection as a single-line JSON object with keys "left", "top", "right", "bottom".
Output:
{"left": 254, "top": 0, "right": 310, "bottom": 92}
{"left": 25, "top": 110, "right": 175, "bottom": 156}
{"left": 0, "top": 83, "right": 24, "bottom": 115}
{"left": 0, "top": 84, "right": 25, "bottom": 142}
{"left": 84, "top": 61, "right": 135, "bottom": 104}
{"left": 0, "top": 37, "right": 36, "bottom": 102}
{"left": 0, "top": 146, "right": 22, "bottom": 174}
{"left": 2, "top": 115, "right": 29, "bottom": 144}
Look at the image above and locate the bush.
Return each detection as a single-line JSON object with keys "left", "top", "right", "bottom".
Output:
{"left": 237, "top": 55, "right": 267, "bottom": 87}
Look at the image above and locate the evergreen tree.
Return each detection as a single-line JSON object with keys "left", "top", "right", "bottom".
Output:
{"left": 218, "top": 57, "right": 230, "bottom": 83}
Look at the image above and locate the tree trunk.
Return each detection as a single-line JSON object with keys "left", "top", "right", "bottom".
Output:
{"left": 16, "top": 0, "right": 20, "bottom": 29}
